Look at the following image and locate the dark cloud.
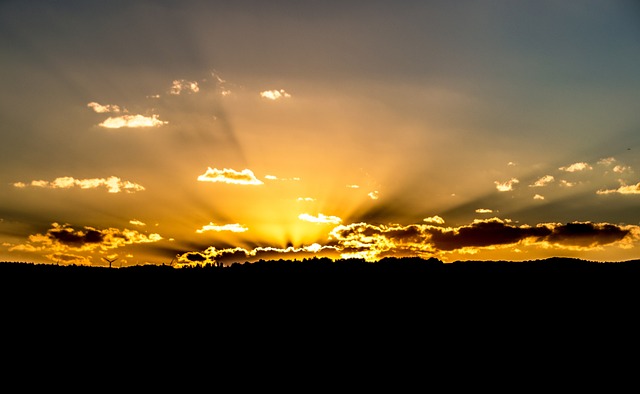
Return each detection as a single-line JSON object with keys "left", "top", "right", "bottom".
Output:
{"left": 184, "top": 252, "right": 207, "bottom": 262}
{"left": 545, "top": 222, "right": 631, "bottom": 247}
{"left": 429, "top": 220, "right": 635, "bottom": 250}
{"left": 429, "top": 220, "right": 551, "bottom": 251}
{"left": 330, "top": 218, "right": 638, "bottom": 260}
{"left": 48, "top": 226, "right": 104, "bottom": 246}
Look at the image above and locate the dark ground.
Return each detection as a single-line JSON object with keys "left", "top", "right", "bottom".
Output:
{"left": 3, "top": 256, "right": 639, "bottom": 296}
{"left": 2, "top": 256, "right": 638, "bottom": 328}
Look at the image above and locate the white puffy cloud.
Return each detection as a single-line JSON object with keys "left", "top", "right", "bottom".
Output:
{"left": 196, "top": 222, "right": 248, "bottom": 233}
{"left": 424, "top": 215, "right": 445, "bottom": 224}
{"left": 613, "top": 165, "right": 631, "bottom": 173}
{"left": 597, "top": 182, "right": 640, "bottom": 195}
{"left": 530, "top": 175, "right": 554, "bottom": 187}
{"left": 99, "top": 114, "right": 168, "bottom": 128}
{"left": 559, "top": 180, "right": 576, "bottom": 187}
{"left": 298, "top": 213, "right": 342, "bottom": 224}
{"left": 260, "top": 89, "right": 291, "bottom": 100}
{"left": 495, "top": 178, "right": 519, "bottom": 192}
{"left": 598, "top": 157, "right": 616, "bottom": 166}
{"left": 87, "top": 102, "right": 121, "bottom": 113}
{"left": 197, "top": 167, "right": 264, "bottom": 185}
{"left": 559, "top": 162, "right": 592, "bottom": 172}
{"left": 169, "top": 79, "right": 200, "bottom": 95}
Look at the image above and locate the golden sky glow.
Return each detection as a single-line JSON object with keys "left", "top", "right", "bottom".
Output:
{"left": 1, "top": 1, "right": 640, "bottom": 267}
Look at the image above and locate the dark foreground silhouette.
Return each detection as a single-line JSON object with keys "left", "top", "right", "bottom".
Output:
{"left": 3, "top": 256, "right": 639, "bottom": 326}
{"left": 3, "top": 256, "right": 640, "bottom": 292}
{"left": 3, "top": 255, "right": 640, "bottom": 275}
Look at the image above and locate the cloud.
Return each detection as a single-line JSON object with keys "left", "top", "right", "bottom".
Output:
{"left": 13, "top": 176, "right": 145, "bottom": 193}
{"left": 171, "top": 217, "right": 640, "bottom": 266}
{"left": 543, "top": 222, "right": 636, "bottom": 247}
{"left": 598, "top": 157, "right": 633, "bottom": 174}
{"left": 495, "top": 178, "right": 519, "bottom": 192}
{"left": 423, "top": 215, "right": 445, "bottom": 224}
{"left": 196, "top": 222, "right": 249, "bottom": 233}
{"left": 99, "top": 114, "right": 168, "bottom": 128}
{"left": 426, "top": 218, "right": 551, "bottom": 251}
{"left": 88, "top": 102, "right": 168, "bottom": 131}
{"left": 346, "top": 184, "right": 360, "bottom": 189}
{"left": 475, "top": 208, "right": 493, "bottom": 213}
{"left": 265, "top": 174, "right": 301, "bottom": 181}
{"left": 260, "top": 89, "right": 291, "bottom": 100}
{"left": 530, "top": 175, "right": 554, "bottom": 187}
{"left": 368, "top": 191, "right": 379, "bottom": 200}
{"left": 197, "top": 168, "right": 264, "bottom": 185}
{"left": 597, "top": 182, "right": 640, "bottom": 195}
{"left": 559, "top": 162, "right": 592, "bottom": 172}
{"left": 328, "top": 218, "right": 639, "bottom": 261}
{"left": 533, "top": 194, "right": 545, "bottom": 200}
{"left": 598, "top": 157, "right": 616, "bottom": 166}
{"left": 613, "top": 165, "right": 631, "bottom": 173}
{"left": 169, "top": 79, "right": 200, "bottom": 95}
{"left": 211, "top": 71, "right": 232, "bottom": 96}
{"left": 299, "top": 213, "right": 342, "bottom": 224}
{"left": 594, "top": 157, "right": 631, "bottom": 174}
{"left": 87, "top": 102, "right": 121, "bottom": 113}
{"left": 10, "top": 222, "right": 162, "bottom": 257}
{"left": 129, "top": 220, "right": 146, "bottom": 226}
{"left": 212, "top": 71, "right": 226, "bottom": 84}
{"left": 176, "top": 243, "right": 338, "bottom": 268}
{"left": 559, "top": 180, "right": 576, "bottom": 187}
{"left": 330, "top": 222, "right": 433, "bottom": 261}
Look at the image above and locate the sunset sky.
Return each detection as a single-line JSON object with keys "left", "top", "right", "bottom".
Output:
{"left": 2, "top": 0, "right": 640, "bottom": 267}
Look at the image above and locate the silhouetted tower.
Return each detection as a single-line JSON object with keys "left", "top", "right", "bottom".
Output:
{"left": 102, "top": 257, "right": 118, "bottom": 268}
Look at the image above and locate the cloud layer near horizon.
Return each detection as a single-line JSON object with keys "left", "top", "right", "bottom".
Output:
{"left": 174, "top": 218, "right": 640, "bottom": 267}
